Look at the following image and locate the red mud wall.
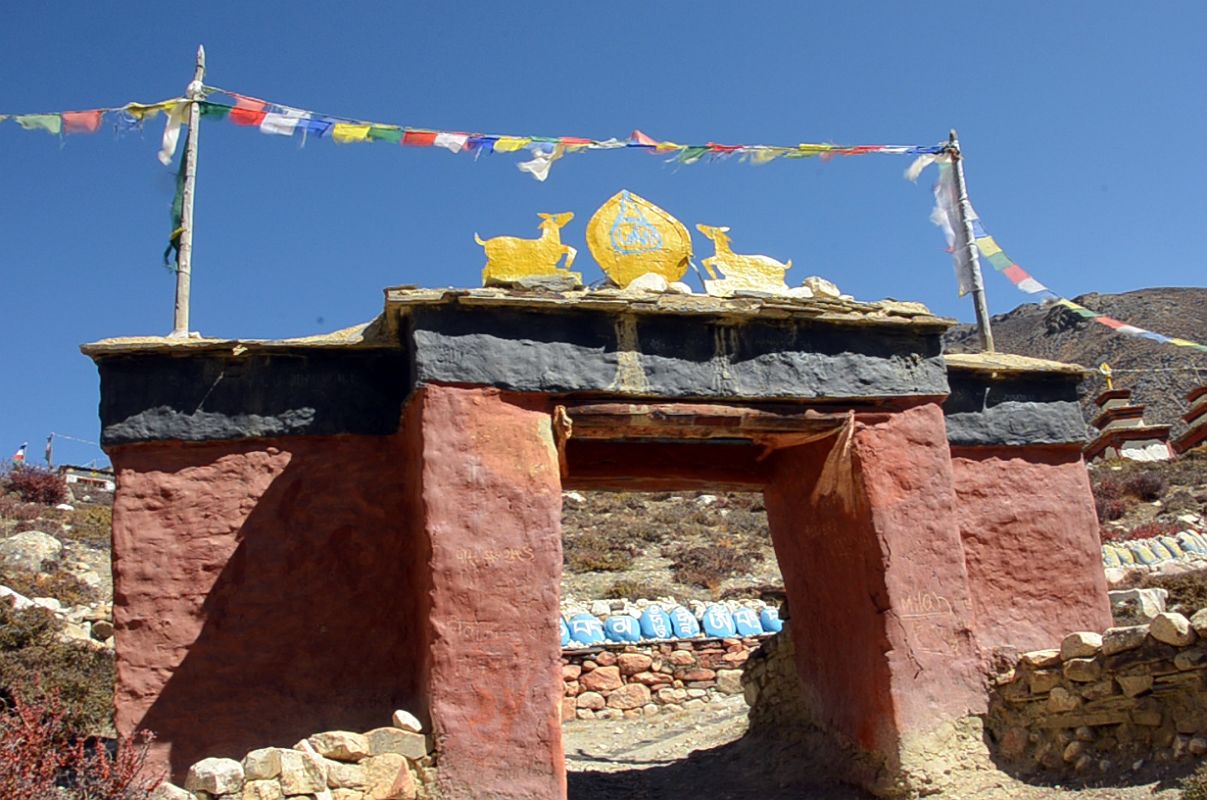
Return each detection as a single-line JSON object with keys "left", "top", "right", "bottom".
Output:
{"left": 109, "top": 430, "right": 429, "bottom": 781}
{"left": 764, "top": 404, "right": 985, "bottom": 757}
{"left": 950, "top": 446, "right": 1111, "bottom": 655}
{"left": 414, "top": 386, "right": 566, "bottom": 800}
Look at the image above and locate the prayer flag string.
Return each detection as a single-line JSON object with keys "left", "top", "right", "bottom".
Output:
{"left": 909, "top": 155, "right": 1207, "bottom": 355}
{"left": 184, "top": 85, "right": 947, "bottom": 181}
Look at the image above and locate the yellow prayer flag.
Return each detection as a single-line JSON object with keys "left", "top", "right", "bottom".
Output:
{"left": 975, "top": 237, "right": 1003, "bottom": 258}
{"left": 1169, "top": 338, "right": 1200, "bottom": 348}
{"left": 126, "top": 102, "right": 169, "bottom": 122}
{"left": 492, "top": 137, "right": 531, "bottom": 153}
{"left": 748, "top": 148, "right": 783, "bottom": 165}
{"left": 331, "top": 123, "right": 372, "bottom": 143}
{"left": 654, "top": 141, "right": 682, "bottom": 152}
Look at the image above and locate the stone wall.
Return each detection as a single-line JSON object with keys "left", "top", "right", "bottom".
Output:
{"left": 988, "top": 608, "right": 1207, "bottom": 776}
{"left": 150, "top": 710, "right": 436, "bottom": 800}
{"left": 560, "top": 636, "right": 765, "bottom": 721}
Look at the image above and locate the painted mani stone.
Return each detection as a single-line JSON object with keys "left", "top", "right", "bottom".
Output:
{"left": 640, "top": 607, "right": 673, "bottom": 640}
{"left": 733, "top": 607, "right": 764, "bottom": 636}
{"left": 759, "top": 607, "right": 784, "bottom": 633}
{"left": 669, "top": 607, "right": 701, "bottom": 638}
{"left": 701, "top": 604, "right": 737, "bottom": 638}
{"left": 568, "top": 613, "right": 605, "bottom": 646}
{"left": 604, "top": 614, "right": 642, "bottom": 643}
{"left": 559, "top": 616, "right": 571, "bottom": 647}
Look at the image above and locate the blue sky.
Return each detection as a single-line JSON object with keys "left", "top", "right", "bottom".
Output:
{"left": 2, "top": 4, "right": 1204, "bottom": 468}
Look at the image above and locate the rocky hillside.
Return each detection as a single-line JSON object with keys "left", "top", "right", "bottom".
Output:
{"left": 946, "top": 288, "right": 1207, "bottom": 436}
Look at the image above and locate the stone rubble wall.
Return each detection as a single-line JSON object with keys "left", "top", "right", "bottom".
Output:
{"left": 150, "top": 710, "right": 436, "bottom": 800}
{"left": 988, "top": 608, "right": 1207, "bottom": 776}
{"left": 561, "top": 636, "right": 767, "bottom": 721}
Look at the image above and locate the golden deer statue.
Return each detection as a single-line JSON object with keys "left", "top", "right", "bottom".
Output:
{"left": 696, "top": 224, "right": 792, "bottom": 295}
{"left": 475, "top": 212, "right": 581, "bottom": 286}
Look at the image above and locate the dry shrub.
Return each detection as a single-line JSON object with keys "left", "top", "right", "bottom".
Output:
{"left": 563, "top": 528, "right": 638, "bottom": 573}
{"left": 1123, "top": 471, "right": 1167, "bottom": 502}
{"left": 0, "top": 493, "right": 48, "bottom": 523}
{"left": 66, "top": 506, "right": 112, "bottom": 546}
{"left": 1127, "top": 520, "right": 1184, "bottom": 541}
{"left": 2, "top": 467, "right": 67, "bottom": 506}
{"left": 604, "top": 578, "right": 675, "bottom": 600}
{"left": 664, "top": 539, "right": 763, "bottom": 596}
{"left": 0, "top": 602, "right": 114, "bottom": 735}
{"left": 0, "top": 689, "right": 158, "bottom": 800}
{"left": 1183, "top": 760, "right": 1207, "bottom": 800}
{"left": 1, "top": 564, "right": 97, "bottom": 608}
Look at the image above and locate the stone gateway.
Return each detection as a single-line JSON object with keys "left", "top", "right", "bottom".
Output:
{"left": 83, "top": 286, "right": 1111, "bottom": 798}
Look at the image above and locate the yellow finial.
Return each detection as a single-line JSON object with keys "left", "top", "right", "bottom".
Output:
{"left": 1099, "top": 362, "right": 1114, "bottom": 391}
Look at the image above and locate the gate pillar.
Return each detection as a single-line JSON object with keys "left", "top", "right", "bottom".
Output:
{"left": 412, "top": 385, "right": 566, "bottom": 800}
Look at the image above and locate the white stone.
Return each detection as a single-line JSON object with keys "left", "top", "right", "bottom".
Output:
{"left": 309, "top": 731, "right": 370, "bottom": 762}
{"left": 1102, "top": 625, "right": 1150, "bottom": 655}
{"left": 242, "top": 748, "right": 284, "bottom": 781}
{"left": 0, "top": 585, "right": 34, "bottom": 610}
{"left": 1110, "top": 587, "right": 1168, "bottom": 620}
{"left": 785, "top": 286, "right": 815, "bottom": 299}
{"left": 695, "top": 494, "right": 718, "bottom": 507}
{"left": 1150, "top": 612, "right": 1196, "bottom": 646}
{"left": 365, "top": 727, "right": 430, "bottom": 760}
{"left": 667, "top": 281, "right": 693, "bottom": 294}
{"left": 391, "top": 709, "right": 423, "bottom": 733}
{"left": 589, "top": 600, "right": 611, "bottom": 617}
{"left": 0, "top": 531, "right": 63, "bottom": 572}
{"left": 562, "top": 490, "right": 586, "bottom": 505}
{"left": 149, "top": 783, "right": 194, "bottom": 800}
{"left": 185, "top": 757, "right": 245, "bottom": 795}
{"left": 325, "top": 759, "right": 368, "bottom": 789}
{"left": 625, "top": 272, "right": 669, "bottom": 293}
{"left": 55, "top": 503, "right": 75, "bottom": 511}
{"left": 278, "top": 749, "right": 326, "bottom": 795}
{"left": 31, "top": 597, "right": 62, "bottom": 613}
{"left": 802, "top": 275, "right": 840, "bottom": 298}
{"left": 1060, "top": 631, "right": 1103, "bottom": 660}
{"left": 1191, "top": 607, "right": 1207, "bottom": 637}
{"left": 242, "top": 779, "right": 285, "bottom": 800}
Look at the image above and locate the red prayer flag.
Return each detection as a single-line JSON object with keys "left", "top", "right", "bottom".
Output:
{"left": 707, "top": 143, "right": 741, "bottom": 152}
{"left": 1002, "top": 264, "right": 1029, "bottom": 285}
{"left": 402, "top": 130, "right": 437, "bottom": 147}
{"left": 229, "top": 95, "right": 268, "bottom": 127}
{"left": 560, "top": 136, "right": 592, "bottom": 146}
{"left": 629, "top": 130, "right": 658, "bottom": 147}
{"left": 62, "top": 110, "right": 103, "bottom": 134}
{"left": 1096, "top": 316, "right": 1127, "bottom": 330}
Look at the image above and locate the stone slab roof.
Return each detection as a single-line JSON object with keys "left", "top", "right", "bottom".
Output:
{"left": 943, "top": 352, "right": 1089, "bottom": 377}
{"left": 383, "top": 286, "right": 954, "bottom": 331}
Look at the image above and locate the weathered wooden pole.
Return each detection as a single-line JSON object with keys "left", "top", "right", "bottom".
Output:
{"left": 949, "top": 129, "right": 995, "bottom": 353}
{"left": 171, "top": 45, "right": 205, "bottom": 337}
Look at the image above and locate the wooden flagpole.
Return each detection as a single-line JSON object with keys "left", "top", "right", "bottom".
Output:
{"left": 949, "top": 129, "right": 995, "bottom": 353}
{"left": 172, "top": 45, "right": 205, "bottom": 337}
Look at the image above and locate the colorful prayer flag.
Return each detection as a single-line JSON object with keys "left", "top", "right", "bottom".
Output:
{"left": 62, "top": 110, "right": 103, "bottom": 134}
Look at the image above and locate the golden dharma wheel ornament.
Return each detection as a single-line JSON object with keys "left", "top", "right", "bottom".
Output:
{"left": 475, "top": 212, "right": 582, "bottom": 287}
{"left": 586, "top": 190, "right": 692, "bottom": 288}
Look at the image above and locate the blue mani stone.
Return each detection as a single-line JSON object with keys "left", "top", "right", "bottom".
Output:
{"left": 559, "top": 616, "right": 571, "bottom": 647}
{"left": 669, "top": 606, "right": 701, "bottom": 638}
{"left": 567, "top": 613, "right": 605, "bottom": 646}
{"left": 733, "top": 607, "right": 764, "bottom": 636}
{"left": 701, "top": 604, "right": 737, "bottom": 638}
{"left": 604, "top": 614, "right": 641, "bottom": 643}
{"left": 640, "top": 607, "right": 673, "bottom": 640}
{"left": 759, "top": 607, "right": 784, "bottom": 633}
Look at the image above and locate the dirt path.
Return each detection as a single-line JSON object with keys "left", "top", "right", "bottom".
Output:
{"left": 563, "top": 695, "right": 1192, "bottom": 800}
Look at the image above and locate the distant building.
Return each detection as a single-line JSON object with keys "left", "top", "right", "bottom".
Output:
{"left": 57, "top": 464, "right": 116, "bottom": 493}
{"left": 1084, "top": 387, "right": 1173, "bottom": 462}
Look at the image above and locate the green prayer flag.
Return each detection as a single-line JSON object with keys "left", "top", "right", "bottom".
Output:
{"left": 368, "top": 125, "right": 403, "bottom": 145}
{"left": 163, "top": 128, "right": 189, "bottom": 272}
{"left": 199, "top": 102, "right": 230, "bottom": 121}
{"left": 16, "top": 114, "right": 62, "bottom": 135}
